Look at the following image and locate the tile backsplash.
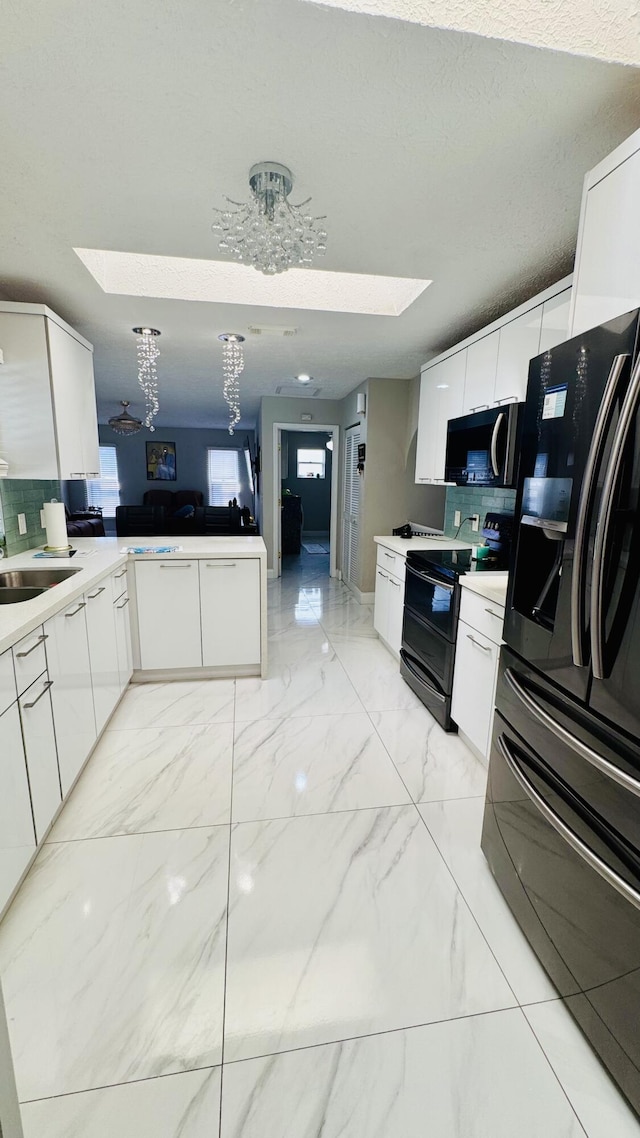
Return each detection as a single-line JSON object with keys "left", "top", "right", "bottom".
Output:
{"left": 443, "top": 486, "right": 516, "bottom": 544}
{"left": 0, "top": 479, "right": 62, "bottom": 557}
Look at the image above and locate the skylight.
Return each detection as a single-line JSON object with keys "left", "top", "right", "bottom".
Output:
{"left": 73, "top": 249, "right": 431, "bottom": 317}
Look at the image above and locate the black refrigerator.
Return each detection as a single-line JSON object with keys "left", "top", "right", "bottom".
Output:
{"left": 481, "top": 309, "right": 640, "bottom": 1116}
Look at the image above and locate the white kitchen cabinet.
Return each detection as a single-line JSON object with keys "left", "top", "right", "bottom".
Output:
{"left": 114, "top": 590, "right": 133, "bottom": 692}
{"left": 135, "top": 560, "right": 202, "bottom": 671}
{"left": 12, "top": 626, "right": 48, "bottom": 696}
{"left": 433, "top": 358, "right": 466, "bottom": 480}
{"left": 386, "top": 574, "right": 404, "bottom": 655}
{"left": 200, "top": 559, "right": 260, "bottom": 667}
{"left": 19, "top": 674, "right": 61, "bottom": 843}
{"left": 415, "top": 366, "right": 442, "bottom": 482}
{"left": 416, "top": 352, "right": 466, "bottom": 482}
{"left": 463, "top": 334, "right": 498, "bottom": 414}
{"left": 0, "top": 702, "right": 36, "bottom": 913}
{"left": 494, "top": 306, "right": 543, "bottom": 405}
{"left": 45, "top": 596, "right": 97, "bottom": 797}
{"left": 0, "top": 649, "right": 16, "bottom": 717}
{"left": 374, "top": 567, "right": 391, "bottom": 640}
{"left": 85, "top": 580, "right": 121, "bottom": 732}
{"left": 571, "top": 141, "right": 640, "bottom": 335}
{"left": 0, "top": 304, "right": 98, "bottom": 480}
{"left": 539, "top": 288, "right": 572, "bottom": 352}
{"left": 451, "top": 620, "right": 498, "bottom": 761}
{"left": 373, "top": 554, "right": 405, "bottom": 658}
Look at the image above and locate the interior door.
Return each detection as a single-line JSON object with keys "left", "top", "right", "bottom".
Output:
{"left": 342, "top": 426, "right": 360, "bottom": 589}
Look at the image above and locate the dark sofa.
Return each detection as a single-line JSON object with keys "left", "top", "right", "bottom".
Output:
{"left": 115, "top": 503, "right": 245, "bottom": 537}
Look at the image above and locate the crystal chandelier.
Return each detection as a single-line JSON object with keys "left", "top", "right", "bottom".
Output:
{"left": 132, "top": 327, "right": 161, "bottom": 431}
{"left": 212, "top": 162, "right": 327, "bottom": 276}
{"left": 218, "top": 333, "right": 245, "bottom": 435}
{"left": 108, "top": 400, "right": 143, "bottom": 436}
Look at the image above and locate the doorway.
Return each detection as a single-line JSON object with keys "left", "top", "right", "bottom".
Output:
{"left": 272, "top": 423, "right": 339, "bottom": 579}
{"left": 342, "top": 423, "right": 361, "bottom": 591}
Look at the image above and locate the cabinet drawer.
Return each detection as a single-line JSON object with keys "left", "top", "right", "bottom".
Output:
{"left": 110, "top": 564, "right": 129, "bottom": 602}
{"left": 451, "top": 619, "right": 499, "bottom": 759}
{"left": 200, "top": 559, "right": 260, "bottom": 667}
{"left": 376, "top": 545, "right": 406, "bottom": 582}
{"left": 459, "top": 588, "right": 505, "bottom": 644}
{"left": 12, "top": 626, "right": 48, "bottom": 695}
{"left": 19, "top": 674, "right": 61, "bottom": 842}
{"left": 0, "top": 648, "right": 17, "bottom": 717}
{"left": 0, "top": 702, "right": 36, "bottom": 914}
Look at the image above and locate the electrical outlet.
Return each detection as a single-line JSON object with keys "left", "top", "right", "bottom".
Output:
{"left": 18, "top": 513, "right": 27, "bottom": 535}
{"left": 454, "top": 510, "right": 461, "bottom": 527}
{"left": 40, "top": 509, "right": 46, "bottom": 528}
{"left": 471, "top": 514, "right": 480, "bottom": 532}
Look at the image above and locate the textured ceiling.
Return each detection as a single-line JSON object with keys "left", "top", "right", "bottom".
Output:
{"left": 1, "top": 0, "right": 640, "bottom": 428}
{"left": 302, "top": 0, "right": 640, "bottom": 66}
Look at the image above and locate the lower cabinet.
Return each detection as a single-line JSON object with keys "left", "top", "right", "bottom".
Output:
{"left": 135, "top": 560, "right": 202, "bottom": 670}
{"left": 45, "top": 596, "right": 97, "bottom": 796}
{"left": 114, "top": 590, "right": 133, "bottom": 692}
{"left": 451, "top": 591, "right": 505, "bottom": 760}
{"left": 200, "top": 559, "right": 260, "bottom": 667}
{"left": 19, "top": 674, "right": 62, "bottom": 843}
{"left": 85, "top": 580, "right": 121, "bottom": 732}
{"left": 0, "top": 702, "right": 36, "bottom": 912}
{"left": 374, "top": 564, "right": 405, "bottom": 657}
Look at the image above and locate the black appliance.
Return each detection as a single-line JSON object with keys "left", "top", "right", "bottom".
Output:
{"left": 481, "top": 308, "right": 640, "bottom": 1117}
{"left": 399, "top": 514, "right": 513, "bottom": 731}
{"left": 445, "top": 402, "right": 523, "bottom": 487}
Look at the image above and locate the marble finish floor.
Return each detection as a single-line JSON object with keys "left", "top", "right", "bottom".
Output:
{"left": 0, "top": 557, "right": 638, "bottom": 1136}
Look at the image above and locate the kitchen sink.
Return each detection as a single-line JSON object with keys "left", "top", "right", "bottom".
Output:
{"left": 0, "top": 568, "right": 80, "bottom": 589}
{"left": 0, "top": 587, "right": 47, "bottom": 604}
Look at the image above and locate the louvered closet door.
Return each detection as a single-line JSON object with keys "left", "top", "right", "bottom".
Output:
{"left": 342, "top": 426, "right": 361, "bottom": 588}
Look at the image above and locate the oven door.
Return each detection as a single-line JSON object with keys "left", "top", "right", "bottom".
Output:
{"left": 404, "top": 563, "right": 458, "bottom": 642}
{"left": 401, "top": 607, "right": 455, "bottom": 692}
{"left": 482, "top": 712, "right": 640, "bottom": 1112}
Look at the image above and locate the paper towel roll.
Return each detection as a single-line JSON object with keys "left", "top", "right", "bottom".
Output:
{"left": 44, "top": 501, "right": 68, "bottom": 550}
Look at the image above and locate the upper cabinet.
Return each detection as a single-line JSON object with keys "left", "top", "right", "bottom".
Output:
{"left": 571, "top": 133, "right": 640, "bottom": 336}
{"left": 415, "top": 277, "right": 572, "bottom": 484}
{"left": 0, "top": 304, "right": 99, "bottom": 480}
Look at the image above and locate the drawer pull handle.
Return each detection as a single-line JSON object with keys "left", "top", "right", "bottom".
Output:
{"left": 205, "top": 562, "right": 237, "bottom": 568}
{"left": 484, "top": 607, "right": 503, "bottom": 619}
{"left": 65, "top": 603, "right": 87, "bottom": 619}
{"left": 116, "top": 597, "right": 130, "bottom": 610}
{"left": 377, "top": 570, "right": 389, "bottom": 580}
{"left": 384, "top": 552, "right": 394, "bottom": 559}
{"left": 389, "top": 579, "right": 401, "bottom": 588}
{"left": 159, "top": 564, "right": 192, "bottom": 569}
{"left": 466, "top": 634, "right": 491, "bottom": 652}
{"left": 88, "top": 587, "right": 106, "bottom": 599}
{"left": 23, "top": 679, "right": 53, "bottom": 709}
{"left": 16, "top": 634, "right": 48, "bottom": 658}
{"left": 114, "top": 569, "right": 127, "bottom": 579}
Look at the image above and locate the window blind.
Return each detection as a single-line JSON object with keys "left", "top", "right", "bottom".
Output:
{"left": 86, "top": 446, "right": 120, "bottom": 518}
{"left": 208, "top": 448, "right": 242, "bottom": 506}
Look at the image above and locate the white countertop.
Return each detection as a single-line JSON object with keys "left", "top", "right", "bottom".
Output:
{"left": 0, "top": 535, "right": 267, "bottom": 655}
{"left": 460, "top": 572, "right": 509, "bottom": 606}
{"left": 374, "top": 535, "right": 472, "bottom": 556}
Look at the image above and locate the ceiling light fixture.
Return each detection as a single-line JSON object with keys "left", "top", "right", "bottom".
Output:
{"left": 296, "top": 374, "right": 312, "bottom": 384}
{"left": 326, "top": 438, "right": 334, "bottom": 451}
{"left": 211, "top": 162, "right": 327, "bottom": 276}
{"left": 108, "top": 400, "right": 143, "bottom": 436}
{"left": 132, "top": 327, "right": 161, "bottom": 431}
{"left": 218, "top": 333, "right": 245, "bottom": 435}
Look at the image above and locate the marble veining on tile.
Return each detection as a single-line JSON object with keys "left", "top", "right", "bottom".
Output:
{"left": 234, "top": 656, "right": 363, "bottom": 721}
{"left": 223, "top": 806, "right": 516, "bottom": 1062}
{"left": 372, "top": 707, "right": 487, "bottom": 802}
{"left": 108, "top": 679, "right": 236, "bottom": 730}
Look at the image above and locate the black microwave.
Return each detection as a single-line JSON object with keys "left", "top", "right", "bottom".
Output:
{"left": 445, "top": 403, "right": 523, "bottom": 488}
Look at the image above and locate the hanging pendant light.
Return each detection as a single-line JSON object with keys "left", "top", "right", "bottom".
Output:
{"left": 218, "top": 333, "right": 245, "bottom": 435}
{"left": 108, "top": 400, "right": 143, "bottom": 436}
{"left": 132, "top": 327, "right": 161, "bottom": 431}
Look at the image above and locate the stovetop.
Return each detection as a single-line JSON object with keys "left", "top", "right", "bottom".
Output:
{"left": 407, "top": 546, "right": 507, "bottom": 582}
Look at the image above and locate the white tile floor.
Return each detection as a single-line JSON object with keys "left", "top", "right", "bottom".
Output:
{"left": 1, "top": 555, "right": 638, "bottom": 1136}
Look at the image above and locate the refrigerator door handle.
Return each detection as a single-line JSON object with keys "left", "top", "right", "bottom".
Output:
{"left": 591, "top": 353, "right": 640, "bottom": 680}
{"left": 497, "top": 734, "right": 640, "bottom": 913}
{"left": 490, "top": 412, "right": 505, "bottom": 477}
{"left": 571, "top": 353, "right": 629, "bottom": 667}
{"left": 505, "top": 667, "right": 640, "bottom": 799}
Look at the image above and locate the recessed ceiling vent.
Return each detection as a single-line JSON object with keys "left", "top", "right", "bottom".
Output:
{"left": 248, "top": 324, "right": 298, "bottom": 337}
{"left": 275, "top": 383, "right": 322, "bottom": 397}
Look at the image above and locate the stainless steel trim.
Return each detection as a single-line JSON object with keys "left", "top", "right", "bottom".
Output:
{"left": 158, "top": 564, "right": 191, "bottom": 569}
{"left": 521, "top": 515, "right": 568, "bottom": 533}
{"left": 22, "top": 679, "right": 53, "bottom": 709}
{"left": 87, "top": 587, "right": 106, "bottom": 599}
{"left": 16, "top": 634, "right": 48, "bottom": 658}
{"left": 400, "top": 652, "right": 446, "bottom": 702}
{"left": 205, "top": 562, "right": 237, "bottom": 568}
{"left": 116, "top": 597, "right": 130, "bottom": 610}
{"left": 505, "top": 667, "right": 640, "bottom": 800}
{"left": 571, "top": 353, "right": 628, "bottom": 667}
{"left": 498, "top": 734, "right": 640, "bottom": 913}
{"left": 406, "top": 564, "right": 454, "bottom": 592}
{"left": 64, "top": 602, "right": 86, "bottom": 619}
{"left": 591, "top": 353, "right": 640, "bottom": 679}
{"left": 490, "top": 412, "right": 505, "bottom": 477}
{"left": 467, "top": 634, "right": 491, "bottom": 652}
{"left": 484, "top": 607, "right": 503, "bottom": 619}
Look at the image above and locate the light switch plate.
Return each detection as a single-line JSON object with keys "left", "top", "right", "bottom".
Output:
{"left": 471, "top": 514, "right": 480, "bottom": 532}
{"left": 454, "top": 510, "right": 461, "bottom": 527}
{"left": 18, "top": 513, "right": 27, "bottom": 535}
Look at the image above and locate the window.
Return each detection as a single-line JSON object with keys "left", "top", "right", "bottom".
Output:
{"left": 297, "top": 448, "right": 326, "bottom": 479}
{"left": 208, "top": 448, "right": 242, "bottom": 505}
{"left": 86, "top": 446, "right": 120, "bottom": 517}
